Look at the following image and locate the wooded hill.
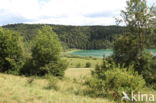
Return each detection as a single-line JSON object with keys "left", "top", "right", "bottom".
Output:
{"left": 3, "top": 24, "right": 125, "bottom": 49}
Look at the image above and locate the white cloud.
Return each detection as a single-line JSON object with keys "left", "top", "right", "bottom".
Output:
{"left": 0, "top": 0, "right": 155, "bottom": 25}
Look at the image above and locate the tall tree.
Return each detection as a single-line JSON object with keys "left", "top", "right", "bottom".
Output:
{"left": 29, "top": 26, "right": 67, "bottom": 77}
{"left": 113, "top": 0, "right": 156, "bottom": 83}
{"left": 0, "top": 28, "right": 26, "bottom": 74}
{"left": 121, "top": 0, "right": 153, "bottom": 51}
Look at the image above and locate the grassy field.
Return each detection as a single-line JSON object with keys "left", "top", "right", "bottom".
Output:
{"left": 62, "top": 49, "right": 103, "bottom": 68}
{"left": 0, "top": 68, "right": 116, "bottom": 103}
{"left": 63, "top": 57, "right": 102, "bottom": 68}
{"left": 0, "top": 68, "right": 156, "bottom": 103}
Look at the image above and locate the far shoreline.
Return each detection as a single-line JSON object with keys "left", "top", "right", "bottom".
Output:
{"left": 65, "top": 48, "right": 156, "bottom": 58}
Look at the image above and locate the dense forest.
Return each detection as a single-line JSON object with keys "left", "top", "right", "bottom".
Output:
{"left": 2, "top": 24, "right": 156, "bottom": 49}
{"left": 3, "top": 24, "right": 125, "bottom": 49}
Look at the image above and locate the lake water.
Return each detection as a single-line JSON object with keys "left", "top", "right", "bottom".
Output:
{"left": 69, "top": 49, "right": 156, "bottom": 58}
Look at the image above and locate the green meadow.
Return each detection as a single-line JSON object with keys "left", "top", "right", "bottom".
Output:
{"left": 0, "top": 67, "right": 156, "bottom": 103}
{"left": 0, "top": 68, "right": 116, "bottom": 103}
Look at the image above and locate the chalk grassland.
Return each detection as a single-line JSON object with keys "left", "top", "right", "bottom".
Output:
{"left": 0, "top": 68, "right": 115, "bottom": 103}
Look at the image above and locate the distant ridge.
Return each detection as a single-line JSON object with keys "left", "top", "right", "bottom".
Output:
{"left": 3, "top": 23, "right": 125, "bottom": 49}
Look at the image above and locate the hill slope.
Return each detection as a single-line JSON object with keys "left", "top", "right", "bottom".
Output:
{"left": 3, "top": 24, "right": 125, "bottom": 49}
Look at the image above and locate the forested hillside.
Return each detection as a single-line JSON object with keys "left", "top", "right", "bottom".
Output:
{"left": 3, "top": 24, "right": 125, "bottom": 49}
{"left": 3, "top": 24, "right": 156, "bottom": 49}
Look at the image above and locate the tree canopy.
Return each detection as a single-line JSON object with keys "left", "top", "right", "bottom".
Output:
{"left": 24, "top": 26, "right": 67, "bottom": 77}
{"left": 0, "top": 27, "right": 26, "bottom": 74}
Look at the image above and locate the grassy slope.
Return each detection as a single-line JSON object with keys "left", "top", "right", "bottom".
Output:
{"left": 0, "top": 68, "right": 115, "bottom": 103}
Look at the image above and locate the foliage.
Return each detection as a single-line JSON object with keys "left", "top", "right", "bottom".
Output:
{"left": 121, "top": 0, "right": 153, "bottom": 46}
{"left": 0, "top": 28, "right": 26, "bottom": 74}
{"left": 113, "top": 0, "right": 156, "bottom": 85}
{"left": 118, "top": 0, "right": 154, "bottom": 54}
{"left": 3, "top": 23, "right": 156, "bottom": 50}
{"left": 135, "top": 51, "right": 156, "bottom": 83}
{"left": 89, "top": 65, "right": 145, "bottom": 100}
{"left": 23, "top": 26, "right": 67, "bottom": 77}
{"left": 147, "top": 29, "right": 156, "bottom": 48}
{"left": 113, "top": 34, "right": 141, "bottom": 67}
{"left": 3, "top": 24, "right": 125, "bottom": 49}
{"left": 85, "top": 62, "right": 91, "bottom": 68}
{"left": 152, "top": 83, "right": 156, "bottom": 90}
{"left": 40, "top": 60, "right": 67, "bottom": 77}
{"left": 92, "top": 58, "right": 115, "bottom": 79}
{"left": 113, "top": 34, "right": 156, "bottom": 84}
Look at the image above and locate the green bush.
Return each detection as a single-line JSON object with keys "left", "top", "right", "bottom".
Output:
{"left": 85, "top": 62, "right": 91, "bottom": 68}
{"left": 40, "top": 60, "right": 67, "bottom": 77}
{"left": 22, "top": 26, "right": 67, "bottom": 77}
{"left": 0, "top": 28, "right": 26, "bottom": 74}
{"left": 92, "top": 58, "right": 116, "bottom": 79}
{"left": 20, "top": 59, "right": 34, "bottom": 75}
{"left": 88, "top": 66, "right": 145, "bottom": 100}
{"left": 136, "top": 52, "right": 156, "bottom": 84}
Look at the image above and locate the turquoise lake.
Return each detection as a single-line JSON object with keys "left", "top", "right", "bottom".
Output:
{"left": 69, "top": 49, "right": 156, "bottom": 58}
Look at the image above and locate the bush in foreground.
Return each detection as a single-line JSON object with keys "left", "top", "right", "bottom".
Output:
{"left": 88, "top": 64, "right": 145, "bottom": 100}
{"left": 85, "top": 62, "right": 91, "bottom": 68}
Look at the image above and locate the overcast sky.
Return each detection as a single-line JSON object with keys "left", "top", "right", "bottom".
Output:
{"left": 0, "top": 0, "right": 155, "bottom": 26}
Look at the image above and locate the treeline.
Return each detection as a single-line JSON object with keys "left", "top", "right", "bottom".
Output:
{"left": 3, "top": 24, "right": 125, "bottom": 49}
{"left": 3, "top": 24, "right": 156, "bottom": 49}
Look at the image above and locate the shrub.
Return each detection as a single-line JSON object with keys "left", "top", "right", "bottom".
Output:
{"left": 40, "top": 60, "right": 67, "bottom": 77}
{"left": 88, "top": 66, "right": 146, "bottom": 100}
{"left": 24, "top": 26, "right": 67, "bottom": 77}
{"left": 85, "top": 62, "right": 91, "bottom": 68}
{"left": 92, "top": 58, "right": 117, "bottom": 79}
{"left": 20, "top": 59, "right": 34, "bottom": 75}
{"left": 136, "top": 52, "right": 156, "bottom": 84}
{"left": 0, "top": 28, "right": 26, "bottom": 74}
